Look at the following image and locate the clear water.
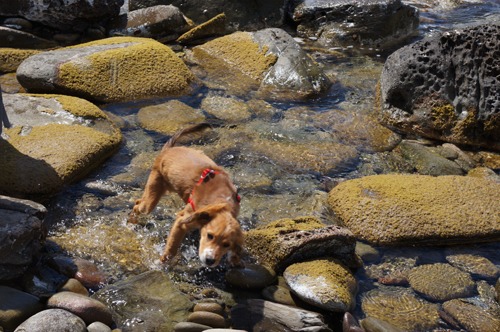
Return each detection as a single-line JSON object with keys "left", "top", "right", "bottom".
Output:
{"left": 43, "top": 1, "right": 500, "bottom": 330}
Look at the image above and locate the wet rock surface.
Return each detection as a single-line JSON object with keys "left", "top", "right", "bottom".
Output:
{"left": 379, "top": 24, "right": 500, "bottom": 151}
{"left": 0, "top": 196, "right": 46, "bottom": 281}
{"left": 245, "top": 216, "right": 357, "bottom": 272}
{"left": 13, "top": 308, "right": 87, "bottom": 332}
{"left": 0, "top": 286, "right": 44, "bottom": 331}
{"left": 442, "top": 299, "right": 500, "bottom": 332}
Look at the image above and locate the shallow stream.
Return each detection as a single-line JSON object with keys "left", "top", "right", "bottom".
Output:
{"left": 42, "top": 1, "right": 500, "bottom": 330}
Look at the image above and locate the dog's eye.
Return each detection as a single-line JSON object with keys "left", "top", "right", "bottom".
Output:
{"left": 207, "top": 233, "right": 214, "bottom": 240}
{"left": 223, "top": 242, "right": 230, "bottom": 248}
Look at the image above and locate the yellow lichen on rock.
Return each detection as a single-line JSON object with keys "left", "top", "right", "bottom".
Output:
{"left": 26, "top": 93, "right": 108, "bottom": 119}
{"left": 327, "top": 174, "right": 500, "bottom": 245}
{"left": 0, "top": 48, "right": 41, "bottom": 73}
{"left": 58, "top": 37, "right": 195, "bottom": 102}
{"left": 191, "top": 31, "right": 277, "bottom": 82}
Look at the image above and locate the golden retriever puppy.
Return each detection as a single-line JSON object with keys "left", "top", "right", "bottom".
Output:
{"left": 130, "top": 123, "right": 243, "bottom": 268}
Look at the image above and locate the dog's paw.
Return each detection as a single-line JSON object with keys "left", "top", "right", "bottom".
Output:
{"left": 127, "top": 211, "right": 139, "bottom": 224}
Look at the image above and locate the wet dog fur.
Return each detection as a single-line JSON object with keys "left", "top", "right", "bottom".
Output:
{"left": 129, "top": 123, "right": 243, "bottom": 268}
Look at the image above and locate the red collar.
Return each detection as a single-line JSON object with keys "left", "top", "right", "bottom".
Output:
{"left": 187, "top": 168, "right": 240, "bottom": 211}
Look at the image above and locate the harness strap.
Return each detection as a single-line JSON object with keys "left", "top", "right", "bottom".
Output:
{"left": 187, "top": 168, "right": 241, "bottom": 211}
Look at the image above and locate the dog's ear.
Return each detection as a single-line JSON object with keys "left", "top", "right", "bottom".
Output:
{"left": 181, "top": 203, "right": 230, "bottom": 225}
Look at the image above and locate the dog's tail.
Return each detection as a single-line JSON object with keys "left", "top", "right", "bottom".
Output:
{"left": 162, "top": 122, "right": 211, "bottom": 151}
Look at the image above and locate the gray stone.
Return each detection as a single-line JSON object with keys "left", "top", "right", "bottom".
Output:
{"left": 379, "top": 24, "right": 500, "bottom": 151}
{"left": 0, "top": 196, "right": 46, "bottom": 281}
{"left": 14, "top": 309, "right": 86, "bottom": 332}
{"left": 174, "top": 322, "right": 212, "bottom": 332}
{"left": 0, "top": 0, "right": 123, "bottom": 30}
{"left": 289, "top": 0, "right": 419, "bottom": 50}
{"left": 0, "top": 286, "right": 44, "bottom": 331}
{"left": 47, "top": 291, "right": 113, "bottom": 326}
{"left": 0, "top": 26, "right": 57, "bottom": 49}
{"left": 87, "top": 321, "right": 113, "bottom": 332}
{"left": 109, "top": 5, "right": 190, "bottom": 41}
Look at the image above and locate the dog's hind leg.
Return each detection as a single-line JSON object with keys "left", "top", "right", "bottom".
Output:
{"left": 131, "top": 169, "right": 167, "bottom": 218}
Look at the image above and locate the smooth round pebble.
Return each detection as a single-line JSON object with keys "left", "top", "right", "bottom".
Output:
{"left": 87, "top": 321, "right": 112, "bottom": 332}
{"left": 193, "top": 302, "right": 224, "bottom": 316}
{"left": 225, "top": 263, "right": 276, "bottom": 289}
{"left": 14, "top": 309, "right": 86, "bottom": 332}
{"left": 47, "top": 291, "right": 113, "bottom": 326}
{"left": 187, "top": 311, "right": 226, "bottom": 328}
{"left": 174, "top": 321, "right": 212, "bottom": 332}
{"left": 59, "top": 278, "right": 89, "bottom": 296}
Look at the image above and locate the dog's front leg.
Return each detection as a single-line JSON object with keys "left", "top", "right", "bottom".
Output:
{"left": 160, "top": 217, "right": 190, "bottom": 263}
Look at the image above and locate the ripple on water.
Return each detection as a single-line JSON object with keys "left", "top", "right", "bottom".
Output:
{"left": 361, "top": 286, "right": 440, "bottom": 331}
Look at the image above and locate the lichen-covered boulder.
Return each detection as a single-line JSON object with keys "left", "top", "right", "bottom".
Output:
{"left": 327, "top": 174, "right": 500, "bottom": 245}
{"left": 378, "top": 24, "right": 500, "bottom": 151}
{"left": 188, "top": 28, "right": 331, "bottom": 100}
{"left": 244, "top": 216, "right": 358, "bottom": 272}
{"left": 0, "top": 93, "right": 122, "bottom": 196}
{"left": 16, "top": 37, "right": 196, "bottom": 103}
{"left": 288, "top": 0, "right": 419, "bottom": 50}
{"left": 284, "top": 259, "right": 358, "bottom": 312}
{"left": 0, "top": 0, "right": 123, "bottom": 30}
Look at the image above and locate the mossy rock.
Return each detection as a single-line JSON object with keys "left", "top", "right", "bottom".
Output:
{"left": 0, "top": 93, "right": 121, "bottom": 197}
{"left": 17, "top": 37, "right": 196, "bottom": 103}
{"left": 245, "top": 216, "right": 357, "bottom": 272}
{"left": 327, "top": 174, "right": 500, "bottom": 245}
{"left": 283, "top": 258, "right": 357, "bottom": 312}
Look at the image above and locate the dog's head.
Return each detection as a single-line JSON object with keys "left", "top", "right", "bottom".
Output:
{"left": 181, "top": 203, "right": 243, "bottom": 268}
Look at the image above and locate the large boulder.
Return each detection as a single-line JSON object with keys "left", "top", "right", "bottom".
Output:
{"left": 378, "top": 24, "right": 500, "bottom": 151}
{"left": 16, "top": 37, "right": 196, "bottom": 103}
{"left": 288, "top": 0, "right": 419, "bottom": 50}
{"left": 187, "top": 28, "right": 331, "bottom": 100}
{"left": 129, "top": 0, "right": 285, "bottom": 31}
{"left": 0, "top": 93, "right": 122, "bottom": 196}
{"left": 327, "top": 174, "right": 500, "bottom": 245}
{"left": 0, "top": 196, "right": 46, "bottom": 281}
{"left": 0, "top": 0, "right": 123, "bottom": 31}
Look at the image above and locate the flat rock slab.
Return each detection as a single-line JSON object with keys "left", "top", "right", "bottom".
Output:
{"left": 327, "top": 174, "right": 500, "bottom": 245}
{"left": 245, "top": 216, "right": 358, "bottom": 272}
{"left": 0, "top": 93, "right": 121, "bottom": 196}
{"left": 17, "top": 37, "right": 196, "bottom": 103}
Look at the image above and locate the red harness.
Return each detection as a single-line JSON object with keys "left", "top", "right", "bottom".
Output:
{"left": 187, "top": 168, "right": 241, "bottom": 211}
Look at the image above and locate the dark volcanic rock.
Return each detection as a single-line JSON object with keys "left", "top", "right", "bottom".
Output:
{"left": 379, "top": 24, "right": 500, "bottom": 151}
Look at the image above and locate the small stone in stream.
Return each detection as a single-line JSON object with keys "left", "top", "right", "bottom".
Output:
{"left": 193, "top": 302, "right": 224, "bottom": 316}
{"left": 173, "top": 321, "right": 212, "bottom": 332}
{"left": 225, "top": 263, "right": 276, "bottom": 289}
{"left": 187, "top": 311, "right": 226, "bottom": 328}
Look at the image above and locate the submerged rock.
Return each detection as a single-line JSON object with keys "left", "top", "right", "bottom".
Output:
{"left": 379, "top": 24, "right": 500, "bottom": 151}
{"left": 283, "top": 259, "right": 357, "bottom": 312}
{"left": 327, "top": 174, "right": 500, "bottom": 245}
{"left": 408, "top": 263, "right": 476, "bottom": 302}
{"left": 446, "top": 254, "right": 500, "bottom": 280}
{"left": 361, "top": 286, "right": 440, "bottom": 331}
{"left": 244, "top": 216, "right": 357, "bottom": 272}
{"left": 0, "top": 286, "right": 44, "bottom": 331}
{"left": 442, "top": 299, "right": 500, "bottom": 332}
{"left": 17, "top": 37, "right": 196, "bottom": 103}
{"left": 92, "top": 270, "right": 193, "bottom": 331}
